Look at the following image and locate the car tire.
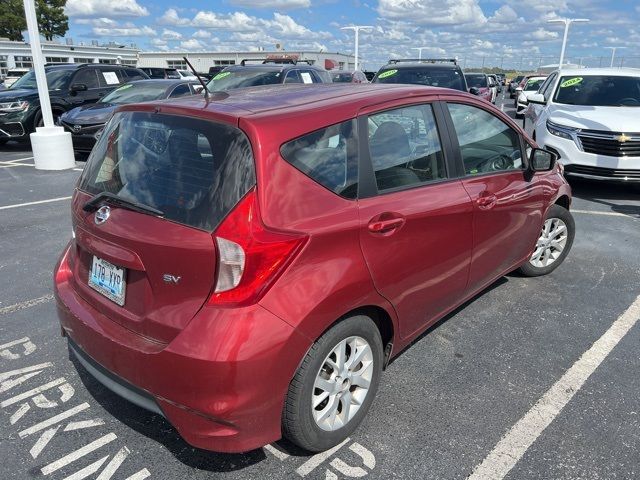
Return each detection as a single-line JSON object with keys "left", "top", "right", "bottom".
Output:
{"left": 282, "top": 315, "right": 383, "bottom": 452}
{"left": 33, "top": 110, "right": 61, "bottom": 131}
{"left": 518, "top": 204, "right": 575, "bottom": 277}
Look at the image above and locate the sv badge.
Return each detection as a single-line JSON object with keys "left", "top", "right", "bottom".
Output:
{"left": 163, "top": 274, "right": 181, "bottom": 284}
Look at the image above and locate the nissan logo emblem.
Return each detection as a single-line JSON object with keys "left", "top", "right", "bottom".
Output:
{"left": 94, "top": 206, "right": 111, "bottom": 225}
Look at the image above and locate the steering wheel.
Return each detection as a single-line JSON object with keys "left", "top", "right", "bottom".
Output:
{"left": 618, "top": 97, "right": 640, "bottom": 106}
{"left": 142, "top": 128, "right": 168, "bottom": 155}
{"left": 476, "top": 153, "right": 515, "bottom": 173}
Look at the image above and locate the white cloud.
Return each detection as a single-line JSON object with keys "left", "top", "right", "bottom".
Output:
{"left": 377, "top": 0, "right": 487, "bottom": 26}
{"left": 92, "top": 25, "right": 156, "bottom": 37}
{"left": 192, "top": 11, "right": 257, "bottom": 31}
{"left": 162, "top": 29, "right": 183, "bottom": 40}
{"left": 529, "top": 28, "right": 559, "bottom": 41}
{"left": 192, "top": 30, "right": 212, "bottom": 39}
{"left": 66, "top": 0, "right": 149, "bottom": 18}
{"left": 180, "top": 39, "right": 206, "bottom": 51}
{"left": 228, "top": 0, "right": 310, "bottom": 8}
{"left": 489, "top": 5, "right": 519, "bottom": 24}
{"left": 158, "top": 8, "right": 191, "bottom": 26}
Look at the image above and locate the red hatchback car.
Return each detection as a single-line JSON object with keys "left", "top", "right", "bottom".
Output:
{"left": 54, "top": 84, "right": 574, "bottom": 454}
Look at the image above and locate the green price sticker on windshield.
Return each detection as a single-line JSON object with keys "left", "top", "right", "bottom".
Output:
{"left": 378, "top": 69, "right": 398, "bottom": 79}
{"left": 115, "top": 84, "right": 133, "bottom": 91}
{"left": 560, "top": 77, "right": 583, "bottom": 88}
{"left": 213, "top": 71, "right": 231, "bottom": 80}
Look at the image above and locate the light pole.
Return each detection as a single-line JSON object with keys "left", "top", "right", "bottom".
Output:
{"left": 411, "top": 47, "right": 429, "bottom": 60}
{"left": 547, "top": 18, "right": 589, "bottom": 70}
{"left": 605, "top": 47, "right": 626, "bottom": 67}
{"left": 341, "top": 25, "right": 373, "bottom": 71}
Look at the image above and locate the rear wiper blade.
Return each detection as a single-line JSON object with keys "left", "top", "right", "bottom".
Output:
{"left": 83, "top": 191, "right": 164, "bottom": 217}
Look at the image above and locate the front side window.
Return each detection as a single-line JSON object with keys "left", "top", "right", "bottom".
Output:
{"left": 169, "top": 84, "right": 192, "bottom": 98}
{"left": 367, "top": 104, "right": 446, "bottom": 192}
{"left": 78, "top": 112, "right": 256, "bottom": 231}
{"left": 553, "top": 75, "right": 640, "bottom": 107}
{"left": 448, "top": 103, "right": 523, "bottom": 176}
{"left": 284, "top": 70, "right": 302, "bottom": 84}
{"left": 281, "top": 119, "right": 358, "bottom": 199}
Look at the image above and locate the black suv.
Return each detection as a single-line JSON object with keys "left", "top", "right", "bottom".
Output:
{"left": 206, "top": 58, "right": 331, "bottom": 91}
{"left": 139, "top": 67, "right": 181, "bottom": 79}
{"left": 372, "top": 58, "right": 469, "bottom": 92}
{"left": 0, "top": 63, "right": 147, "bottom": 143}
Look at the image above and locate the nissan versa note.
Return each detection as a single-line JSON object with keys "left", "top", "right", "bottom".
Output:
{"left": 54, "top": 84, "right": 574, "bottom": 453}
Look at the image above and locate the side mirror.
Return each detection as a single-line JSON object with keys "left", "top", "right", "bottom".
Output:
{"left": 469, "top": 87, "right": 480, "bottom": 96}
{"left": 70, "top": 83, "right": 87, "bottom": 93}
{"left": 527, "top": 93, "right": 546, "bottom": 105}
{"left": 529, "top": 148, "right": 556, "bottom": 172}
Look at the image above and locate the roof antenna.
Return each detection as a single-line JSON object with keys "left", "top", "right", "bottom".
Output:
{"left": 183, "top": 56, "right": 210, "bottom": 99}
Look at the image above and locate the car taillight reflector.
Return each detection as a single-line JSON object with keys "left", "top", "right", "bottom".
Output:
{"left": 209, "top": 189, "right": 308, "bottom": 307}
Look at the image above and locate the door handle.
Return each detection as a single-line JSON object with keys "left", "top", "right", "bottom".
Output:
{"left": 368, "top": 217, "right": 405, "bottom": 234}
{"left": 476, "top": 194, "right": 497, "bottom": 210}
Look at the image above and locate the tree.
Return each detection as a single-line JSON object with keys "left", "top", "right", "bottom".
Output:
{"left": 36, "top": 0, "right": 68, "bottom": 41}
{"left": 0, "top": 0, "right": 68, "bottom": 42}
{"left": 0, "top": 0, "right": 27, "bottom": 41}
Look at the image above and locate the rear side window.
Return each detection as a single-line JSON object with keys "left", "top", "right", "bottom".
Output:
{"left": 78, "top": 112, "right": 255, "bottom": 231}
{"left": 73, "top": 69, "right": 100, "bottom": 89}
{"left": 124, "top": 69, "right": 147, "bottom": 81}
{"left": 280, "top": 120, "right": 358, "bottom": 199}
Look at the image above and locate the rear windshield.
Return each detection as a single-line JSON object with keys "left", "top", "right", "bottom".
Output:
{"left": 465, "top": 74, "right": 487, "bottom": 88}
{"left": 524, "top": 78, "right": 545, "bottom": 91}
{"left": 78, "top": 112, "right": 256, "bottom": 231}
{"left": 206, "top": 69, "right": 283, "bottom": 90}
{"left": 553, "top": 75, "right": 640, "bottom": 107}
{"left": 374, "top": 67, "right": 466, "bottom": 91}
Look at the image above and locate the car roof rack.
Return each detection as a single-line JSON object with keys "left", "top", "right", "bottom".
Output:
{"left": 239, "top": 58, "right": 314, "bottom": 66}
{"left": 387, "top": 58, "right": 458, "bottom": 65}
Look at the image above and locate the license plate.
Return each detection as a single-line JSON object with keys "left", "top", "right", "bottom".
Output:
{"left": 88, "top": 256, "right": 126, "bottom": 306}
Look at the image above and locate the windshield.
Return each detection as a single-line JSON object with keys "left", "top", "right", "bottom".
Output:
{"left": 206, "top": 69, "right": 283, "bottom": 90}
{"left": 374, "top": 67, "right": 466, "bottom": 91}
{"left": 78, "top": 112, "right": 256, "bottom": 231}
{"left": 465, "top": 74, "right": 487, "bottom": 88}
{"left": 10, "top": 69, "right": 71, "bottom": 90}
{"left": 524, "top": 79, "right": 546, "bottom": 91}
{"left": 101, "top": 83, "right": 168, "bottom": 104}
{"left": 513, "top": 76, "right": 524, "bottom": 83}
{"left": 553, "top": 75, "right": 640, "bottom": 107}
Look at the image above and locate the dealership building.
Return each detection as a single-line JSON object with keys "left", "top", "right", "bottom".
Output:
{"left": 137, "top": 51, "right": 356, "bottom": 72}
{"left": 0, "top": 38, "right": 139, "bottom": 77}
{"left": 0, "top": 39, "right": 357, "bottom": 77}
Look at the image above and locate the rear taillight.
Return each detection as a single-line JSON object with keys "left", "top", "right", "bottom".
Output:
{"left": 55, "top": 245, "right": 73, "bottom": 284}
{"left": 208, "top": 189, "right": 308, "bottom": 307}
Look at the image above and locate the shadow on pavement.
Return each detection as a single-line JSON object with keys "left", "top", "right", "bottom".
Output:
{"left": 569, "top": 177, "right": 640, "bottom": 217}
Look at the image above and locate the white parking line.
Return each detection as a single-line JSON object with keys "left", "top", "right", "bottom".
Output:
{"left": 0, "top": 196, "right": 72, "bottom": 211}
{"left": 572, "top": 209, "right": 637, "bottom": 218}
{"left": 0, "top": 156, "right": 34, "bottom": 164}
{"left": 0, "top": 294, "right": 53, "bottom": 316}
{"left": 468, "top": 293, "right": 640, "bottom": 480}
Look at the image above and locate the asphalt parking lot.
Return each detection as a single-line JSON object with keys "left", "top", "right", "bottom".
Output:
{"left": 1, "top": 92, "right": 639, "bottom": 480}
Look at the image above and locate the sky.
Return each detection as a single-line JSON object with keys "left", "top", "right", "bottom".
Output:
{"left": 60, "top": 0, "right": 640, "bottom": 70}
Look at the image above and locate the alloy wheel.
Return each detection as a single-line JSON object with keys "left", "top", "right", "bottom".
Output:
{"left": 529, "top": 217, "right": 568, "bottom": 268}
{"left": 312, "top": 336, "right": 373, "bottom": 432}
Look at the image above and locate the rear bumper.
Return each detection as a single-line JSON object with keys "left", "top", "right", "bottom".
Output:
{"left": 54, "top": 245, "right": 312, "bottom": 453}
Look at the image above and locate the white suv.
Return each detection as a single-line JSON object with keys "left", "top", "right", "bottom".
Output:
{"left": 524, "top": 68, "right": 640, "bottom": 181}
